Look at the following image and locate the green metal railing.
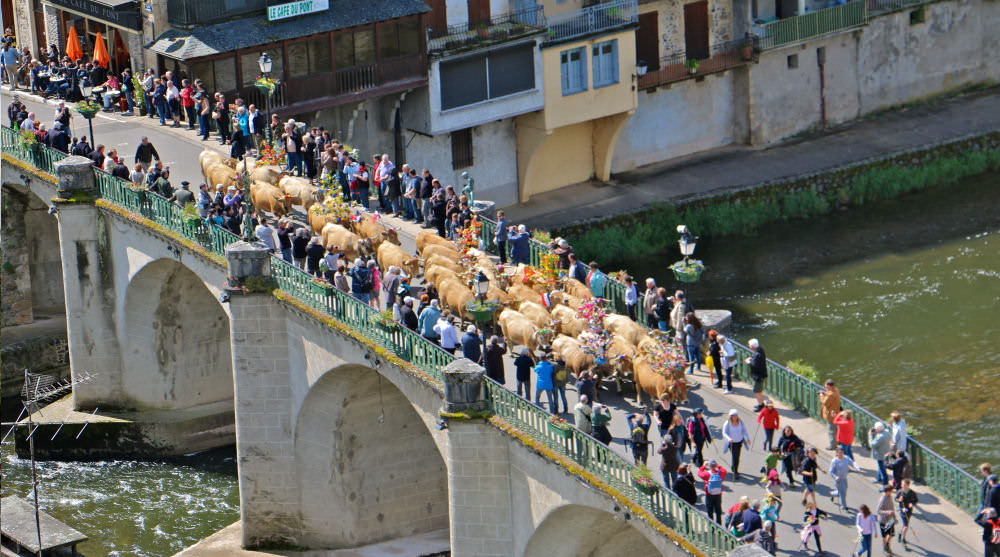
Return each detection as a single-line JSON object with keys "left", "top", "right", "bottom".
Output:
{"left": 0, "top": 127, "right": 69, "bottom": 174}
{"left": 728, "top": 341, "right": 981, "bottom": 514}
{"left": 757, "top": 0, "right": 867, "bottom": 50}
{"left": 487, "top": 382, "right": 736, "bottom": 553}
{"left": 1, "top": 127, "right": 738, "bottom": 556}
{"left": 473, "top": 212, "right": 982, "bottom": 516}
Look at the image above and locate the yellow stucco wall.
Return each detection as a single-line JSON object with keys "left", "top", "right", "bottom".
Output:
{"left": 540, "top": 29, "right": 639, "bottom": 131}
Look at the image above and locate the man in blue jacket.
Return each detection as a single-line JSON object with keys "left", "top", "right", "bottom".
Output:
{"left": 494, "top": 210, "right": 510, "bottom": 264}
{"left": 533, "top": 353, "right": 555, "bottom": 413}
{"left": 508, "top": 224, "right": 531, "bottom": 266}
{"left": 460, "top": 325, "right": 482, "bottom": 363}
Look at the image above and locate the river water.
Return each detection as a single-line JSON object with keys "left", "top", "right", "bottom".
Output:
{"left": 622, "top": 171, "right": 1000, "bottom": 472}
{"left": 1, "top": 173, "right": 996, "bottom": 557}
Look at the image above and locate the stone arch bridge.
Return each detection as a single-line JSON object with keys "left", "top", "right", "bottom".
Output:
{"left": 1, "top": 147, "right": 742, "bottom": 557}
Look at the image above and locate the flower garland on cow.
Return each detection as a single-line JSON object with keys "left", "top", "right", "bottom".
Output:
{"left": 257, "top": 140, "right": 287, "bottom": 166}
{"left": 539, "top": 253, "right": 562, "bottom": 286}
{"left": 457, "top": 216, "right": 482, "bottom": 255}
{"left": 308, "top": 174, "right": 353, "bottom": 224}
{"left": 577, "top": 298, "right": 613, "bottom": 372}
{"left": 639, "top": 332, "right": 690, "bottom": 403}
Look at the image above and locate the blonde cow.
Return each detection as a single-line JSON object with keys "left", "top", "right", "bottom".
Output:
{"left": 563, "top": 278, "right": 593, "bottom": 300}
{"left": 498, "top": 309, "right": 550, "bottom": 355}
{"left": 507, "top": 284, "right": 544, "bottom": 307}
{"left": 604, "top": 314, "right": 646, "bottom": 346}
{"left": 516, "top": 301, "right": 551, "bottom": 330}
{"left": 250, "top": 181, "right": 292, "bottom": 217}
{"left": 551, "top": 304, "right": 587, "bottom": 338}
{"left": 251, "top": 164, "right": 284, "bottom": 186}
{"left": 549, "top": 290, "right": 583, "bottom": 310}
{"left": 377, "top": 242, "right": 420, "bottom": 278}
{"left": 551, "top": 334, "right": 595, "bottom": 377}
{"left": 633, "top": 356, "right": 690, "bottom": 406}
{"left": 278, "top": 175, "right": 322, "bottom": 211}
{"left": 438, "top": 277, "right": 475, "bottom": 320}
{"left": 416, "top": 231, "right": 457, "bottom": 254}
{"left": 199, "top": 150, "right": 240, "bottom": 191}
{"left": 321, "top": 223, "right": 372, "bottom": 261}
{"left": 424, "top": 265, "right": 459, "bottom": 289}
{"left": 424, "top": 253, "right": 465, "bottom": 276}
{"left": 422, "top": 244, "right": 463, "bottom": 264}
{"left": 352, "top": 214, "right": 401, "bottom": 247}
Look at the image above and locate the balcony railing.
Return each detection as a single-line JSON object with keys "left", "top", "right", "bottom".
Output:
{"left": 756, "top": 0, "right": 867, "bottom": 50}
{"left": 638, "top": 39, "right": 752, "bottom": 90}
{"left": 546, "top": 0, "right": 638, "bottom": 43}
{"left": 428, "top": 5, "right": 547, "bottom": 53}
{"left": 380, "top": 54, "right": 424, "bottom": 83}
{"left": 336, "top": 64, "right": 377, "bottom": 94}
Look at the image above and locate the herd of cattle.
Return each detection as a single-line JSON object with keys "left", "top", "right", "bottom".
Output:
{"left": 198, "top": 151, "right": 690, "bottom": 407}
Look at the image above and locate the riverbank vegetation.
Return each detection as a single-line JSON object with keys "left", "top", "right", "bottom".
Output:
{"left": 563, "top": 149, "right": 1000, "bottom": 265}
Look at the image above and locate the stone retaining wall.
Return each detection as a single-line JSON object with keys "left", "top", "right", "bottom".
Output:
{"left": 556, "top": 129, "right": 1000, "bottom": 237}
{"left": 1, "top": 334, "right": 70, "bottom": 398}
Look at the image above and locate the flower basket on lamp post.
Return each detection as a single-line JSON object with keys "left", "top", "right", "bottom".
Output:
{"left": 671, "top": 259, "right": 705, "bottom": 283}
{"left": 74, "top": 100, "right": 101, "bottom": 119}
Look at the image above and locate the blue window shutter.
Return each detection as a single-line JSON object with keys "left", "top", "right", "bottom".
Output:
{"left": 578, "top": 47, "right": 588, "bottom": 91}
{"left": 561, "top": 51, "right": 570, "bottom": 94}
{"left": 610, "top": 40, "right": 618, "bottom": 85}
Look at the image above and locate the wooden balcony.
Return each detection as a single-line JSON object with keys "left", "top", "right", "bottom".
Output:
{"left": 638, "top": 40, "right": 752, "bottom": 90}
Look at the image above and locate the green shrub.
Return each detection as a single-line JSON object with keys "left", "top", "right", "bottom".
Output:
{"left": 565, "top": 148, "right": 1000, "bottom": 265}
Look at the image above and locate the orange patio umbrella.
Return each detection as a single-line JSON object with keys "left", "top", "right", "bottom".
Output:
{"left": 65, "top": 27, "right": 83, "bottom": 62}
{"left": 93, "top": 31, "right": 110, "bottom": 68}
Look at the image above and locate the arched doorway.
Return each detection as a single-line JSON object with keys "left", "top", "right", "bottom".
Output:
{"left": 523, "top": 504, "right": 661, "bottom": 557}
{"left": 293, "top": 364, "right": 449, "bottom": 548}
{"left": 121, "top": 258, "right": 232, "bottom": 410}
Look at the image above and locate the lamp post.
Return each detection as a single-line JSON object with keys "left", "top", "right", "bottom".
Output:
{"left": 676, "top": 225, "right": 697, "bottom": 264}
{"left": 257, "top": 52, "right": 273, "bottom": 143}
{"left": 473, "top": 270, "right": 489, "bottom": 302}
{"left": 79, "top": 82, "right": 96, "bottom": 145}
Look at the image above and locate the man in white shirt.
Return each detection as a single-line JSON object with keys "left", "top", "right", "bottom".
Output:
{"left": 433, "top": 310, "right": 458, "bottom": 354}
{"left": 254, "top": 217, "right": 277, "bottom": 252}
{"left": 890, "top": 412, "right": 908, "bottom": 454}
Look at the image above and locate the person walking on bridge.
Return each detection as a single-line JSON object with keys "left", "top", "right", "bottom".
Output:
{"left": 819, "top": 379, "right": 842, "bottom": 450}
{"left": 833, "top": 409, "right": 857, "bottom": 460}
{"left": 829, "top": 446, "right": 862, "bottom": 512}
{"left": 687, "top": 407, "right": 712, "bottom": 467}
{"left": 723, "top": 409, "right": 750, "bottom": 480}
{"left": 981, "top": 464, "right": 995, "bottom": 512}
{"left": 869, "top": 422, "right": 892, "bottom": 487}
{"left": 698, "top": 459, "right": 727, "bottom": 524}
{"left": 975, "top": 507, "right": 1000, "bottom": 557}
{"left": 134, "top": 136, "right": 160, "bottom": 172}
{"left": 745, "top": 339, "right": 768, "bottom": 411}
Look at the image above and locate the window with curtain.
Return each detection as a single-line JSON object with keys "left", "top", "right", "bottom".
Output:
{"left": 591, "top": 39, "right": 618, "bottom": 88}
{"left": 560, "top": 46, "right": 587, "bottom": 95}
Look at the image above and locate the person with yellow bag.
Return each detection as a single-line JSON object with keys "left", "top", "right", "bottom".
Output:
{"left": 708, "top": 329, "right": 722, "bottom": 388}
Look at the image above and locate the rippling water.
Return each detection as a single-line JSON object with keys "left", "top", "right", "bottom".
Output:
{"left": 621, "top": 172, "right": 1000, "bottom": 472}
{"left": 0, "top": 444, "right": 239, "bottom": 556}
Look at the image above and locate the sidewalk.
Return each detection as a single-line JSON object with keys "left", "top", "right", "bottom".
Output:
{"left": 504, "top": 87, "right": 1000, "bottom": 230}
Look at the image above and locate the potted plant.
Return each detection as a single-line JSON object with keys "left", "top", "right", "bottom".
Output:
{"left": 741, "top": 41, "right": 753, "bottom": 61}
{"left": 181, "top": 202, "right": 201, "bottom": 226}
{"left": 684, "top": 58, "right": 700, "bottom": 75}
{"left": 131, "top": 76, "right": 146, "bottom": 116}
{"left": 75, "top": 99, "right": 101, "bottom": 119}
{"left": 476, "top": 24, "right": 489, "bottom": 38}
{"left": 637, "top": 60, "right": 649, "bottom": 76}
{"left": 374, "top": 309, "right": 399, "bottom": 331}
{"left": 548, "top": 416, "right": 573, "bottom": 439}
{"left": 465, "top": 299, "right": 501, "bottom": 324}
{"left": 310, "top": 277, "right": 335, "bottom": 296}
{"left": 18, "top": 128, "right": 38, "bottom": 152}
{"left": 631, "top": 464, "right": 660, "bottom": 495}
{"left": 670, "top": 259, "right": 705, "bottom": 282}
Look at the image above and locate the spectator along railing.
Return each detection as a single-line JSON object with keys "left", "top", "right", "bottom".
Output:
{"left": 474, "top": 213, "right": 982, "bottom": 517}
{"left": 0, "top": 126, "right": 738, "bottom": 557}
{"left": 546, "top": 0, "right": 638, "bottom": 43}
{"left": 756, "top": 0, "right": 867, "bottom": 50}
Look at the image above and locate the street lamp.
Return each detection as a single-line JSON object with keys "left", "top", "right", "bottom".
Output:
{"left": 79, "top": 81, "right": 96, "bottom": 145}
{"left": 677, "top": 225, "right": 697, "bottom": 261}
{"left": 473, "top": 270, "right": 489, "bottom": 301}
{"left": 258, "top": 52, "right": 273, "bottom": 142}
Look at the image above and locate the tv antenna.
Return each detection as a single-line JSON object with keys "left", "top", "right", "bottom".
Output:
{"left": 0, "top": 369, "right": 96, "bottom": 557}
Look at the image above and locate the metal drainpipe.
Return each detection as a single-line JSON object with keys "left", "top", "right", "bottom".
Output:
{"left": 817, "top": 47, "right": 827, "bottom": 130}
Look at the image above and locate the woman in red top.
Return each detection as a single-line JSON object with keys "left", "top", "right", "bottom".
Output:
{"left": 833, "top": 409, "right": 856, "bottom": 460}
{"left": 180, "top": 78, "right": 196, "bottom": 130}
{"left": 757, "top": 400, "right": 780, "bottom": 451}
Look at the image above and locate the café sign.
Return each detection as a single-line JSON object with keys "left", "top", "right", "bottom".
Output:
{"left": 267, "top": 0, "right": 329, "bottom": 21}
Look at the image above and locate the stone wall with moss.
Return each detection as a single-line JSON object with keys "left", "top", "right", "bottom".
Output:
{"left": 1, "top": 188, "right": 33, "bottom": 326}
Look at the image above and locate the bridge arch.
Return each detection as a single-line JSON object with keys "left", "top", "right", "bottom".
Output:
{"left": 293, "top": 363, "right": 449, "bottom": 548}
{"left": 120, "top": 257, "right": 232, "bottom": 410}
{"left": 522, "top": 504, "right": 660, "bottom": 557}
{"left": 1, "top": 183, "right": 65, "bottom": 323}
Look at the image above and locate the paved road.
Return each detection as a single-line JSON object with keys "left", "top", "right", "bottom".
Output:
{"left": 4, "top": 84, "right": 981, "bottom": 556}
{"left": 2, "top": 87, "right": 229, "bottom": 189}
{"left": 504, "top": 87, "right": 1000, "bottom": 230}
